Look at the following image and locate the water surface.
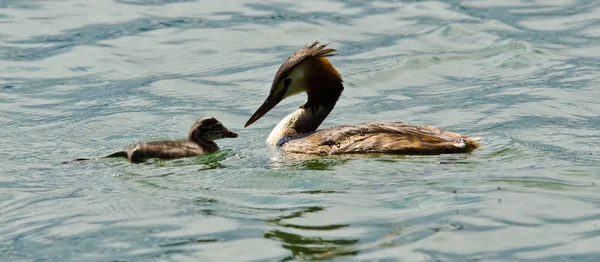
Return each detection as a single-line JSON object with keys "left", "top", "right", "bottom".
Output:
{"left": 1, "top": 0, "right": 600, "bottom": 261}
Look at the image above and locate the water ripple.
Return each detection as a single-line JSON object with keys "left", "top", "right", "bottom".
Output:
{"left": 2, "top": 0, "right": 600, "bottom": 261}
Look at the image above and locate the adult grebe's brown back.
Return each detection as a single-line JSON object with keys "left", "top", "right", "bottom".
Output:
{"left": 244, "top": 41, "right": 480, "bottom": 155}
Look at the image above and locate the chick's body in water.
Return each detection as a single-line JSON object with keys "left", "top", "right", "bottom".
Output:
{"left": 65, "top": 117, "right": 238, "bottom": 164}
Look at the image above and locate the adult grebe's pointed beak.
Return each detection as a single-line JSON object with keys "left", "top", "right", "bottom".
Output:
{"left": 244, "top": 88, "right": 286, "bottom": 128}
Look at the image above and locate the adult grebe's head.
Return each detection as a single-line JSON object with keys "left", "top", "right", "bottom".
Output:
{"left": 244, "top": 41, "right": 344, "bottom": 128}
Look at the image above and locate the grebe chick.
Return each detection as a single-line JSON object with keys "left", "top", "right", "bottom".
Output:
{"left": 244, "top": 41, "right": 480, "bottom": 155}
{"left": 65, "top": 117, "right": 238, "bottom": 164}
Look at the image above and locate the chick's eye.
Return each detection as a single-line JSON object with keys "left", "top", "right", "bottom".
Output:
{"left": 283, "top": 78, "right": 292, "bottom": 87}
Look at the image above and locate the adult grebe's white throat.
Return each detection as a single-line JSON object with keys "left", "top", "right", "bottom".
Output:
{"left": 266, "top": 104, "right": 335, "bottom": 145}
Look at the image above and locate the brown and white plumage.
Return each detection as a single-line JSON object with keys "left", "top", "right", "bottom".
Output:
{"left": 244, "top": 41, "right": 480, "bottom": 155}
{"left": 278, "top": 122, "right": 479, "bottom": 155}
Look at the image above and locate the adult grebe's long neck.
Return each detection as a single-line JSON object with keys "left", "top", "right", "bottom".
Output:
{"left": 266, "top": 103, "right": 336, "bottom": 145}
{"left": 265, "top": 56, "right": 344, "bottom": 145}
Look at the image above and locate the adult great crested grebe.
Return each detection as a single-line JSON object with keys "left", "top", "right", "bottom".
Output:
{"left": 244, "top": 41, "right": 480, "bottom": 155}
{"left": 65, "top": 117, "right": 238, "bottom": 164}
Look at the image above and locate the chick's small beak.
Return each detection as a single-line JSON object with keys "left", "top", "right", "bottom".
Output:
{"left": 223, "top": 129, "right": 239, "bottom": 138}
{"left": 222, "top": 127, "right": 239, "bottom": 138}
{"left": 244, "top": 89, "right": 286, "bottom": 128}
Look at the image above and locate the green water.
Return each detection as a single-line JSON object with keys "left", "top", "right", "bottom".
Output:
{"left": 1, "top": 0, "right": 600, "bottom": 261}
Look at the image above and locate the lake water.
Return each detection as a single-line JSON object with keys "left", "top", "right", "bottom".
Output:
{"left": 1, "top": 0, "right": 600, "bottom": 261}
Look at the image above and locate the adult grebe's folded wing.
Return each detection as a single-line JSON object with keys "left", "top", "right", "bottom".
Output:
{"left": 279, "top": 122, "right": 480, "bottom": 155}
